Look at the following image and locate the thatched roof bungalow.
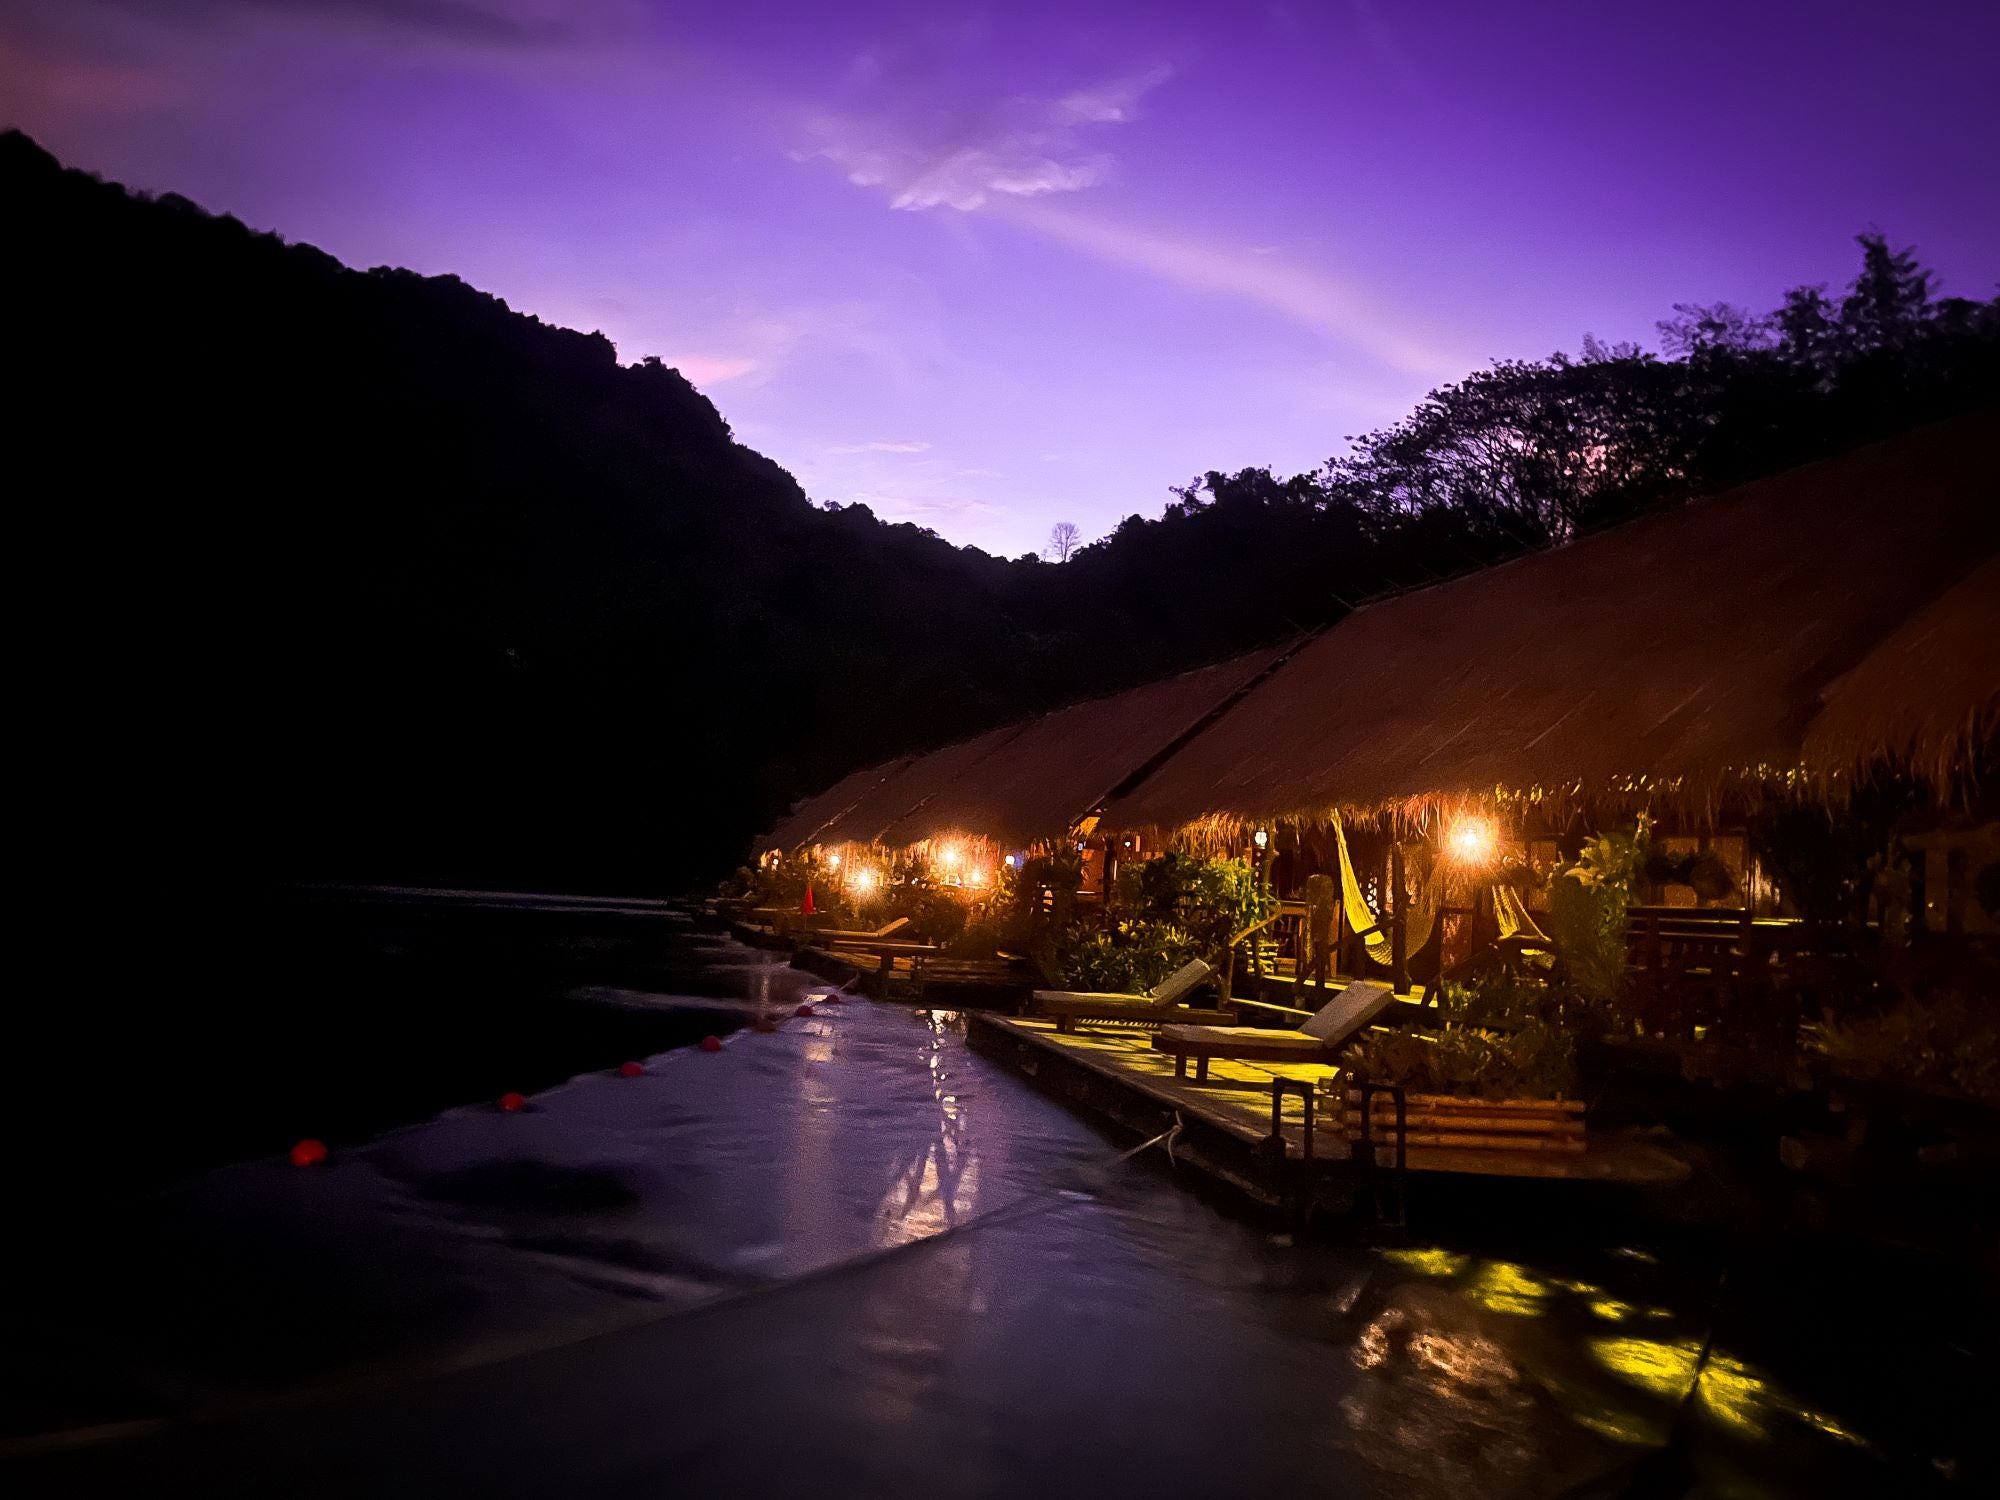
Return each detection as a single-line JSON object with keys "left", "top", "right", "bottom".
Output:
{"left": 758, "top": 646, "right": 1286, "bottom": 854}
{"left": 1101, "top": 411, "right": 2000, "bottom": 839}
{"left": 1802, "top": 552, "right": 2000, "bottom": 788}
{"left": 758, "top": 753, "right": 918, "bottom": 853}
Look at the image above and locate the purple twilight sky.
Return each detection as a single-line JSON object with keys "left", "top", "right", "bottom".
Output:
{"left": 5, "top": 0, "right": 1997, "bottom": 554}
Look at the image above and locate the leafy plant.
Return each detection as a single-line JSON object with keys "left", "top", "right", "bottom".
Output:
{"left": 1060, "top": 918, "right": 1201, "bottom": 992}
{"left": 1013, "top": 847, "right": 1084, "bottom": 977}
{"left": 738, "top": 849, "right": 850, "bottom": 917}
{"left": 1115, "top": 851, "right": 1273, "bottom": 950}
{"left": 1438, "top": 973, "right": 1607, "bottom": 1038}
{"left": 1547, "top": 816, "right": 1652, "bottom": 1001}
{"left": 1340, "top": 1020, "right": 1579, "bottom": 1101}
{"left": 881, "top": 879, "right": 971, "bottom": 945}
{"left": 1818, "top": 991, "right": 2000, "bottom": 1106}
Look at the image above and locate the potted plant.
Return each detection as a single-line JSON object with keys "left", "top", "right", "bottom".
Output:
{"left": 1331, "top": 997, "right": 1586, "bottom": 1154}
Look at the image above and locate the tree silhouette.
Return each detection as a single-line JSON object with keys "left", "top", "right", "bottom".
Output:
{"left": 5, "top": 127, "right": 1994, "bottom": 899}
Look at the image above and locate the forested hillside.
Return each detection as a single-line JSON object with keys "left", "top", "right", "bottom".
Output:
{"left": 6, "top": 129, "right": 1995, "bottom": 891}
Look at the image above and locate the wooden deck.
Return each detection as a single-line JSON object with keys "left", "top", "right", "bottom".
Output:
{"left": 968, "top": 1011, "right": 1690, "bottom": 1187}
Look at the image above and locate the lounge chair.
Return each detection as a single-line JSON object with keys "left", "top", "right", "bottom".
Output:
{"left": 1151, "top": 980, "right": 1396, "bottom": 1083}
{"left": 1032, "top": 959, "right": 1233, "bottom": 1034}
{"left": 806, "top": 916, "right": 913, "bottom": 944}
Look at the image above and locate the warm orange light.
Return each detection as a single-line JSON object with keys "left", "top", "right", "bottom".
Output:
{"left": 968, "top": 867, "right": 989, "bottom": 888}
{"left": 824, "top": 851, "right": 841, "bottom": 871}
{"left": 937, "top": 843, "right": 964, "bottom": 872}
{"left": 1446, "top": 818, "right": 1499, "bottom": 864}
{"left": 850, "top": 867, "right": 879, "bottom": 895}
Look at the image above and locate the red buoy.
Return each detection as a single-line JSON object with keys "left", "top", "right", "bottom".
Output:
{"left": 499, "top": 1091, "right": 528, "bottom": 1112}
{"left": 699, "top": 1034, "right": 724, "bottom": 1052}
{"left": 795, "top": 1003, "right": 816, "bottom": 1017}
{"left": 617, "top": 1061, "right": 645, "bottom": 1078}
{"left": 290, "top": 1138, "right": 329, "bottom": 1167}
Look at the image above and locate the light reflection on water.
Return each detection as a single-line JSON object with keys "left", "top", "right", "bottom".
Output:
{"left": 3, "top": 929, "right": 1976, "bottom": 1499}
{"left": 1330, "top": 1241, "right": 1894, "bottom": 1493}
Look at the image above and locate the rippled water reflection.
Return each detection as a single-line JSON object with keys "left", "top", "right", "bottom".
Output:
{"left": 2, "top": 929, "right": 1983, "bottom": 1497}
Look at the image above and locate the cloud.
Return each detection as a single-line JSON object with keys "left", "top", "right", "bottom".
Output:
{"left": 997, "top": 200, "right": 1466, "bottom": 378}
{"left": 798, "top": 58, "right": 1458, "bottom": 375}
{"left": 827, "top": 439, "right": 931, "bottom": 454}
{"left": 798, "top": 64, "right": 1172, "bottom": 213}
{"left": 103, "top": 0, "right": 586, "bottom": 48}
{"left": 0, "top": 28, "right": 180, "bottom": 118}
{"left": 668, "top": 354, "right": 759, "bottom": 386}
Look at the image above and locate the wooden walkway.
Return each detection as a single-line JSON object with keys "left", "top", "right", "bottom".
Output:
{"left": 968, "top": 1012, "right": 1690, "bottom": 1187}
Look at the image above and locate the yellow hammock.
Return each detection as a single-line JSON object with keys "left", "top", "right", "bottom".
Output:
{"left": 1333, "top": 814, "right": 1440, "bottom": 968}
{"left": 1494, "top": 882, "right": 1551, "bottom": 944}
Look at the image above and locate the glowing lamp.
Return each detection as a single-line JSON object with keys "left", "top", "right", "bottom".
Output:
{"left": 850, "top": 867, "right": 879, "bottom": 895}
{"left": 1252, "top": 828, "right": 1270, "bottom": 850}
{"left": 825, "top": 851, "right": 841, "bottom": 871}
{"left": 1446, "top": 818, "right": 1499, "bottom": 865}
{"left": 937, "top": 843, "right": 964, "bottom": 872}
{"left": 1004, "top": 854, "right": 1019, "bottom": 869}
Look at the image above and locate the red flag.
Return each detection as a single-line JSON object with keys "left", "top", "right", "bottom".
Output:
{"left": 801, "top": 884, "right": 816, "bottom": 916}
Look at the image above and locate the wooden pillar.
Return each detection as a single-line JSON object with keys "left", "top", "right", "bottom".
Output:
{"left": 1390, "top": 842, "right": 1410, "bottom": 996}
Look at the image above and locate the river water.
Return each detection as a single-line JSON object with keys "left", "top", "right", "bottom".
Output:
{"left": 1, "top": 922, "right": 1985, "bottom": 1496}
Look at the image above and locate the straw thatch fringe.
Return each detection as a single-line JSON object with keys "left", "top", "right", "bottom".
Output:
{"left": 1100, "top": 412, "right": 1999, "bottom": 837}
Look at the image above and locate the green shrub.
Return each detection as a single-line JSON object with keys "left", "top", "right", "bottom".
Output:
{"left": 1818, "top": 991, "right": 2000, "bottom": 1106}
{"left": 1060, "top": 918, "right": 1200, "bottom": 992}
{"left": 1547, "top": 816, "right": 1652, "bottom": 1001}
{"left": 880, "top": 880, "right": 971, "bottom": 945}
{"left": 1114, "top": 850, "right": 1272, "bottom": 949}
{"left": 1341, "top": 1020, "right": 1579, "bottom": 1101}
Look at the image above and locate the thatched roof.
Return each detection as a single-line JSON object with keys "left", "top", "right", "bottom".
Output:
{"left": 1103, "top": 411, "right": 2000, "bottom": 833}
{"left": 1803, "top": 552, "right": 2000, "bottom": 785}
{"left": 872, "top": 646, "right": 1286, "bottom": 848}
{"left": 803, "top": 723, "right": 1031, "bottom": 849}
{"left": 759, "top": 645, "right": 1285, "bottom": 851}
{"left": 758, "top": 754, "right": 918, "bottom": 852}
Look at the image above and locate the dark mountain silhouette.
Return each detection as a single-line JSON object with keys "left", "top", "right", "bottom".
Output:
{"left": 5, "top": 128, "right": 1996, "bottom": 1204}
{"left": 7, "top": 129, "right": 1996, "bottom": 900}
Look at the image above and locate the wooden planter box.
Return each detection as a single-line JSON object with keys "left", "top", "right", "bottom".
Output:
{"left": 1338, "top": 1091, "right": 1586, "bottom": 1153}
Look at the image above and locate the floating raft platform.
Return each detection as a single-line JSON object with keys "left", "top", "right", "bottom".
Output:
{"left": 965, "top": 1012, "right": 1690, "bottom": 1212}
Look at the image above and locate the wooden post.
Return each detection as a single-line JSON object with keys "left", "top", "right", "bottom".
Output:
{"left": 1390, "top": 843, "right": 1410, "bottom": 996}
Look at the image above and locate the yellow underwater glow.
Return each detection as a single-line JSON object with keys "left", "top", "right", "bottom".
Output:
{"left": 1588, "top": 1336, "right": 1870, "bottom": 1449}
{"left": 1380, "top": 1247, "right": 1470, "bottom": 1278}
{"left": 1462, "top": 1261, "right": 1553, "bottom": 1317}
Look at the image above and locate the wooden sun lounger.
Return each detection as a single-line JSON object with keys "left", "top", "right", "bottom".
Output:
{"left": 1032, "top": 959, "right": 1233, "bottom": 1034}
{"left": 1151, "top": 980, "right": 1396, "bottom": 1083}
{"left": 808, "top": 916, "right": 913, "bottom": 944}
